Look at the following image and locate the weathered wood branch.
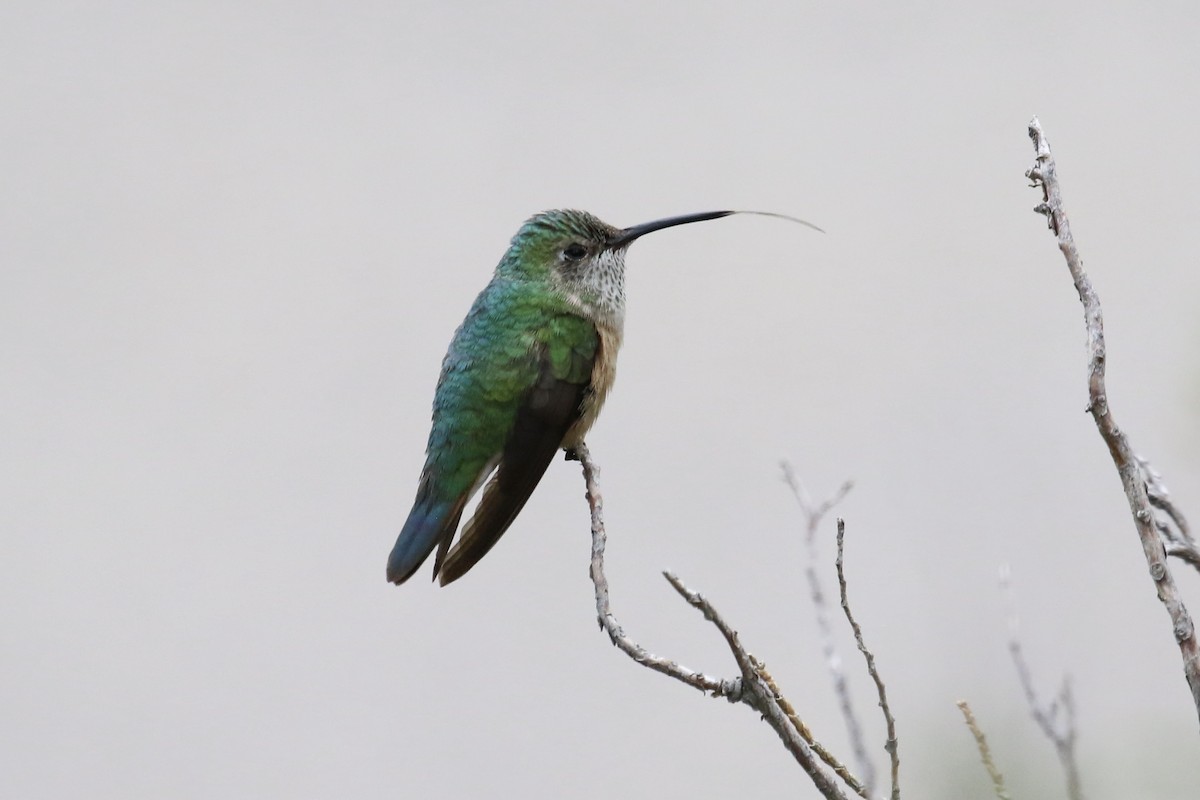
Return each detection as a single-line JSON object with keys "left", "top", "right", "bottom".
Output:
{"left": 577, "top": 443, "right": 863, "bottom": 800}
{"left": 1026, "top": 115, "right": 1200, "bottom": 725}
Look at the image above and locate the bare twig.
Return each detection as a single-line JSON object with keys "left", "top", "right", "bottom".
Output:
{"left": 836, "top": 519, "right": 900, "bottom": 800}
{"left": 749, "top": 655, "right": 870, "bottom": 798}
{"left": 955, "top": 700, "right": 1012, "bottom": 800}
{"left": 662, "top": 573, "right": 855, "bottom": 800}
{"left": 577, "top": 443, "right": 855, "bottom": 800}
{"left": 1001, "top": 566, "right": 1084, "bottom": 800}
{"left": 1026, "top": 116, "right": 1200, "bottom": 725}
{"left": 1140, "top": 455, "right": 1200, "bottom": 572}
{"left": 782, "top": 463, "right": 874, "bottom": 790}
{"left": 581, "top": 443, "right": 737, "bottom": 698}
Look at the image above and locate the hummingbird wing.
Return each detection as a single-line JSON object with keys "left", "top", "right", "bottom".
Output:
{"left": 435, "top": 322, "right": 598, "bottom": 585}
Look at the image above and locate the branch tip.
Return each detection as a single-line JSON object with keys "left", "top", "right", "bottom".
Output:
{"left": 1025, "top": 118, "right": 1200, "bottom": 726}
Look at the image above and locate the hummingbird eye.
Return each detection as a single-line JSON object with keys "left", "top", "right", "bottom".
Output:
{"left": 563, "top": 243, "right": 588, "bottom": 261}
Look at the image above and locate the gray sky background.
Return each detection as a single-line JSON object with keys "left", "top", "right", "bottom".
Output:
{"left": 3, "top": 1, "right": 1199, "bottom": 797}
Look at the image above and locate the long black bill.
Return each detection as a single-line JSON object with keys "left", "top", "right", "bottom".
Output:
{"left": 607, "top": 209, "right": 823, "bottom": 249}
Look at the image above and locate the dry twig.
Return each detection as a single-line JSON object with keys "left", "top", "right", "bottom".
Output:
{"left": 662, "top": 572, "right": 857, "bottom": 799}
{"left": 582, "top": 443, "right": 736, "bottom": 698}
{"left": 1026, "top": 115, "right": 1200, "bottom": 725}
{"left": 781, "top": 464, "right": 873, "bottom": 790}
{"left": 577, "top": 443, "right": 858, "bottom": 800}
{"left": 1140, "top": 456, "right": 1200, "bottom": 572}
{"left": 955, "top": 700, "right": 1012, "bottom": 800}
{"left": 1001, "top": 566, "right": 1084, "bottom": 800}
{"left": 836, "top": 519, "right": 900, "bottom": 800}
{"left": 748, "top": 655, "right": 869, "bottom": 797}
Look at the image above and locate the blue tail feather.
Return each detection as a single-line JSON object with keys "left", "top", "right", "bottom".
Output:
{"left": 388, "top": 498, "right": 456, "bottom": 585}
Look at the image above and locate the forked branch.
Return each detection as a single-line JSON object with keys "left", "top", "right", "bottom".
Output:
{"left": 1026, "top": 116, "right": 1200, "bottom": 724}
{"left": 782, "top": 464, "right": 875, "bottom": 790}
{"left": 577, "top": 443, "right": 867, "bottom": 800}
{"left": 1001, "top": 566, "right": 1085, "bottom": 800}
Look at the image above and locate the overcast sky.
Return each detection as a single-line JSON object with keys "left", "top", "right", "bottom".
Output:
{"left": 3, "top": 2, "right": 1199, "bottom": 798}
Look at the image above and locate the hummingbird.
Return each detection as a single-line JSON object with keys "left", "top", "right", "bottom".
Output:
{"left": 388, "top": 208, "right": 816, "bottom": 586}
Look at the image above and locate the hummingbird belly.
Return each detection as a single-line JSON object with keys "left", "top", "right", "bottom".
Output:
{"left": 562, "top": 323, "right": 621, "bottom": 448}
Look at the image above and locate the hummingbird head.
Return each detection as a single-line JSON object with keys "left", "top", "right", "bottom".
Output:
{"left": 501, "top": 208, "right": 762, "bottom": 328}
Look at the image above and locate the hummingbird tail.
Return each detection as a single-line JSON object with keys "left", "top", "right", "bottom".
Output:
{"left": 387, "top": 494, "right": 466, "bottom": 585}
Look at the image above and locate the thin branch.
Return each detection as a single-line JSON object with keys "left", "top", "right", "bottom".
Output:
{"left": 580, "top": 443, "right": 738, "bottom": 698}
{"left": 1026, "top": 115, "right": 1200, "bottom": 725}
{"left": 782, "top": 463, "right": 855, "bottom": 533}
{"left": 836, "top": 519, "right": 900, "bottom": 800}
{"left": 576, "top": 443, "right": 854, "bottom": 800}
{"left": 782, "top": 463, "right": 874, "bottom": 791}
{"left": 1001, "top": 566, "right": 1084, "bottom": 800}
{"left": 748, "top": 655, "right": 870, "bottom": 799}
{"left": 663, "top": 572, "right": 855, "bottom": 800}
{"left": 955, "top": 700, "right": 1012, "bottom": 800}
{"left": 1140, "top": 455, "right": 1200, "bottom": 572}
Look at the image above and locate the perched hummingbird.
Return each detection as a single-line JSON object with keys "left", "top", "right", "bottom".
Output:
{"left": 388, "top": 208, "right": 814, "bottom": 586}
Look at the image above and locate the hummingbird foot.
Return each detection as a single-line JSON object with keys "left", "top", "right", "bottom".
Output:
{"left": 563, "top": 446, "right": 581, "bottom": 462}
